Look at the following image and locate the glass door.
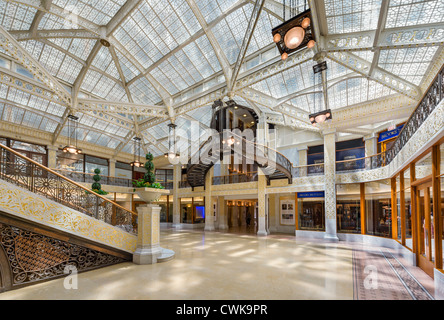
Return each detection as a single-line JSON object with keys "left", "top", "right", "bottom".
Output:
{"left": 416, "top": 182, "right": 435, "bottom": 278}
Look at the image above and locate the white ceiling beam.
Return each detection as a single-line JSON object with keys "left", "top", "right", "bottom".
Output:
{"left": 76, "top": 98, "right": 169, "bottom": 118}
{"left": 229, "top": 0, "right": 265, "bottom": 92}
{"left": 186, "top": 0, "right": 233, "bottom": 86}
{"left": 325, "top": 22, "right": 444, "bottom": 52}
{"left": 327, "top": 51, "right": 422, "bottom": 100}
{"left": 0, "top": 25, "right": 72, "bottom": 106}
{"left": 10, "top": 29, "right": 100, "bottom": 41}
{"left": 369, "top": 0, "right": 389, "bottom": 77}
{"left": 105, "top": 0, "right": 144, "bottom": 37}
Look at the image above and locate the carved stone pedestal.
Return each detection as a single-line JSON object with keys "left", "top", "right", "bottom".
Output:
{"left": 133, "top": 204, "right": 174, "bottom": 265}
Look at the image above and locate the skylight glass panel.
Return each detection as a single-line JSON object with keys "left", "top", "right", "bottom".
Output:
{"left": 386, "top": 0, "right": 444, "bottom": 28}
{"left": 0, "top": 1, "right": 37, "bottom": 31}
{"left": 114, "top": 0, "right": 200, "bottom": 69}
{"left": 115, "top": 50, "right": 140, "bottom": 82}
{"left": 38, "top": 13, "right": 80, "bottom": 30}
{"left": 1, "top": 104, "right": 25, "bottom": 124}
{"left": 129, "top": 77, "right": 162, "bottom": 105}
{"left": 378, "top": 47, "right": 439, "bottom": 85}
{"left": 92, "top": 47, "right": 121, "bottom": 80}
{"left": 51, "top": 0, "right": 126, "bottom": 26}
{"left": 57, "top": 55, "right": 83, "bottom": 84}
{"left": 324, "top": 0, "right": 382, "bottom": 34}
{"left": 328, "top": 77, "right": 395, "bottom": 109}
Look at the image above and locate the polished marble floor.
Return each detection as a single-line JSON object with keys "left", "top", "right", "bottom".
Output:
{"left": 0, "top": 229, "right": 435, "bottom": 300}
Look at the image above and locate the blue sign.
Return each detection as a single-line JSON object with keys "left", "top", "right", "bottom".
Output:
{"left": 378, "top": 125, "right": 404, "bottom": 143}
{"left": 297, "top": 191, "right": 325, "bottom": 198}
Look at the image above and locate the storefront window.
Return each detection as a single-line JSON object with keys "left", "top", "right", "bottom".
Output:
{"left": 336, "top": 184, "right": 361, "bottom": 234}
{"left": 194, "top": 197, "right": 205, "bottom": 224}
{"left": 180, "top": 198, "right": 193, "bottom": 224}
{"left": 57, "top": 150, "right": 83, "bottom": 171}
{"left": 405, "top": 189, "right": 413, "bottom": 249}
{"left": 298, "top": 195, "right": 325, "bottom": 231}
{"left": 115, "top": 161, "right": 132, "bottom": 179}
{"left": 157, "top": 195, "right": 169, "bottom": 223}
{"left": 415, "top": 152, "right": 432, "bottom": 179}
{"left": 85, "top": 155, "right": 109, "bottom": 176}
{"left": 365, "top": 180, "right": 392, "bottom": 238}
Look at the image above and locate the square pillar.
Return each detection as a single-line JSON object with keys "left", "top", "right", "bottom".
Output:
{"left": 364, "top": 134, "right": 378, "bottom": 157}
{"left": 298, "top": 146, "right": 308, "bottom": 176}
{"left": 218, "top": 196, "right": 228, "bottom": 230}
{"left": 172, "top": 164, "right": 181, "bottom": 228}
{"left": 133, "top": 204, "right": 162, "bottom": 264}
{"left": 109, "top": 159, "right": 116, "bottom": 177}
{"left": 46, "top": 145, "right": 58, "bottom": 169}
{"left": 323, "top": 130, "right": 339, "bottom": 242}
{"left": 257, "top": 170, "right": 268, "bottom": 236}
{"left": 204, "top": 167, "right": 215, "bottom": 231}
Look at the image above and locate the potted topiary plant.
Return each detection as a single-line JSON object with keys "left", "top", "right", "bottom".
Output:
{"left": 134, "top": 153, "right": 169, "bottom": 203}
{"left": 91, "top": 168, "right": 109, "bottom": 195}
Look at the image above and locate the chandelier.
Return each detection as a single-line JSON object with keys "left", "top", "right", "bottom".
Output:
{"left": 272, "top": 0, "right": 316, "bottom": 61}
{"left": 62, "top": 115, "right": 82, "bottom": 154}
{"left": 164, "top": 123, "right": 180, "bottom": 160}
{"left": 130, "top": 137, "right": 143, "bottom": 167}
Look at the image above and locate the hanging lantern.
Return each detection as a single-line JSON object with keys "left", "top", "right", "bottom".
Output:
{"left": 62, "top": 115, "right": 82, "bottom": 154}
{"left": 165, "top": 123, "right": 180, "bottom": 160}
{"left": 271, "top": 1, "right": 315, "bottom": 60}
{"left": 131, "top": 137, "right": 143, "bottom": 167}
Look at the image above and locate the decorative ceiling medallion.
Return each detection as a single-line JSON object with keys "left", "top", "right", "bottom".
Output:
{"left": 272, "top": 9, "right": 316, "bottom": 61}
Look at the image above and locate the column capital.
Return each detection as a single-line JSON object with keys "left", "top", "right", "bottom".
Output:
{"left": 46, "top": 145, "right": 59, "bottom": 151}
{"left": 297, "top": 146, "right": 309, "bottom": 152}
{"left": 364, "top": 133, "right": 378, "bottom": 141}
{"left": 108, "top": 158, "right": 117, "bottom": 163}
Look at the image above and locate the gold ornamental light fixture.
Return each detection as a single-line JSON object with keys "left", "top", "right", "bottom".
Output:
{"left": 62, "top": 115, "right": 82, "bottom": 155}
{"left": 130, "top": 137, "right": 143, "bottom": 168}
{"left": 272, "top": 0, "right": 316, "bottom": 61}
{"left": 309, "top": 61, "right": 332, "bottom": 126}
{"left": 164, "top": 123, "right": 180, "bottom": 160}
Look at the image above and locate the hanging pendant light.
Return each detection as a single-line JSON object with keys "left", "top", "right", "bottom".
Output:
{"left": 164, "top": 123, "right": 180, "bottom": 160}
{"left": 272, "top": 0, "right": 316, "bottom": 60}
{"left": 131, "top": 137, "right": 143, "bottom": 168}
{"left": 309, "top": 61, "right": 332, "bottom": 126}
{"left": 62, "top": 115, "right": 82, "bottom": 154}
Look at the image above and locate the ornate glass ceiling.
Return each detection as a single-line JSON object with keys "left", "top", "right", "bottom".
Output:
{"left": 0, "top": 0, "right": 442, "bottom": 158}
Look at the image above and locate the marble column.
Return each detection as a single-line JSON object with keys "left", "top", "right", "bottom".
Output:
{"left": 218, "top": 196, "right": 228, "bottom": 230}
{"left": 257, "top": 170, "right": 268, "bottom": 236}
{"left": 172, "top": 164, "right": 181, "bottom": 228}
{"left": 108, "top": 159, "right": 116, "bottom": 177}
{"left": 323, "top": 129, "right": 339, "bottom": 242}
{"left": 298, "top": 146, "right": 308, "bottom": 176}
{"left": 46, "top": 145, "right": 58, "bottom": 169}
{"left": 364, "top": 134, "right": 378, "bottom": 157}
{"left": 133, "top": 204, "right": 162, "bottom": 265}
{"left": 204, "top": 167, "right": 215, "bottom": 231}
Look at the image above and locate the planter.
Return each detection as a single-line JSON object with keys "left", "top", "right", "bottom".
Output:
{"left": 135, "top": 188, "right": 170, "bottom": 203}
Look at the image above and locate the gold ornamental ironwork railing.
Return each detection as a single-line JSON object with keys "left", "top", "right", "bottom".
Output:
{"left": 0, "top": 144, "right": 138, "bottom": 234}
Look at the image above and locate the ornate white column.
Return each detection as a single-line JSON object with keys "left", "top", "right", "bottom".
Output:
{"left": 133, "top": 204, "right": 162, "bottom": 264}
{"left": 108, "top": 159, "right": 116, "bottom": 177}
{"left": 204, "top": 167, "right": 215, "bottom": 231}
{"left": 364, "top": 134, "right": 378, "bottom": 157}
{"left": 172, "top": 164, "right": 181, "bottom": 228}
{"left": 298, "top": 146, "right": 308, "bottom": 176}
{"left": 218, "top": 196, "right": 228, "bottom": 230}
{"left": 323, "top": 129, "right": 339, "bottom": 242}
{"left": 46, "top": 145, "right": 58, "bottom": 169}
{"left": 257, "top": 169, "right": 268, "bottom": 236}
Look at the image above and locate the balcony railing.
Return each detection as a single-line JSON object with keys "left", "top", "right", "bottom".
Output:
{"left": 54, "top": 169, "right": 134, "bottom": 187}
{"left": 0, "top": 144, "right": 138, "bottom": 234}
{"left": 212, "top": 172, "right": 258, "bottom": 185}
